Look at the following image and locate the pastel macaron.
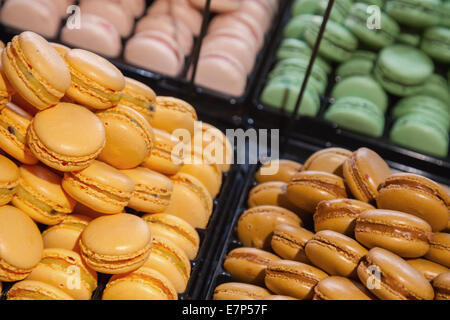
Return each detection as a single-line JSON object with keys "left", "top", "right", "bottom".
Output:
{"left": 0, "top": 205, "right": 43, "bottom": 282}
{"left": 213, "top": 282, "right": 271, "bottom": 300}
{"left": 120, "top": 77, "right": 157, "bottom": 124}
{"left": 0, "top": 155, "right": 19, "bottom": 206}
{"left": 62, "top": 160, "right": 135, "bottom": 214}
{"left": 190, "top": 0, "right": 242, "bottom": 12}
{"left": 7, "top": 280, "right": 74, "bottom": 300}
{"left": 313, "top": 276, "right": 374, "bottom": 300}
{"left": 12, "top": 164, "right": 76, "bottom": 225}
{"left": 27, "top": 103, "right": 106, "bottom": 172}
{"left": 151, "top": 96, "right": 198, "bottom": 135}
{"left": 385, "top": 0, "right": 440, "bottom": 28}
{"left": 2, "top": 32, "right": 71, "bottom": 110}
{"left": 421, "top": 26, "right": 450, "bottom": 63}
{"left": 42, "top": 214, "right": 92, "bottom": 251}
{"left": 79, "top": 213, "right": 152, "bottom": 274}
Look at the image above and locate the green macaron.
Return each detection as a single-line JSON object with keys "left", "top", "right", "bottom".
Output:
{"left": 324, "top": 96, "right": 385, "bottom": 137}
{"left": 385, "top": 0, "right": 441, "bottom": 28}
{"left": 440, "top": 1, "right": 450, "bottom": 28}
{"left": 397, "top": 31, "right": 421, "bottom": 47}
{"left": 284, "top": 14, "right": 316, "bottom": 39}
{"left": 336, "top": 59, "right": 375, "bottom": 79}
{"left": 418, "top": 74, "right": 450, "bottom": 104}
{"left": 292, "top": 0, "right": 352, "bottom": 23}
{"left": 421, "top": 26, "right": 450, "bottom": 63}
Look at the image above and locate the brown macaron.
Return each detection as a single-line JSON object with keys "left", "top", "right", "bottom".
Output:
{"left": 213, "top": 282, "right": 271, "bottom": 300}
{"left": 255, "top": 159, "right": 302, "bottom": 183}
{"left": 313, "top": 276, "right": 375, "bottom": 300}
{"left": 376, "top": 173, "right": 450, "bottom": 232}
{"left": 407, "top": 259, "right": 449, "bottom": 281}
{"left": 270, "top": 224, "right": 314, "bottom": 263}
{"left": 355, "top": 209, "right": 432, "bottom": 258}
{"left": 247, "top": 181, "right": 286, "bottom": 208}
{"left": 343, "top": 147, "right": 391, "bottom": 203}
{"left": 425, "top": 233, "right": 450, "bottom": 268}
{"left": 302, "top": 148, "right": 352, "bottom": 177}
{"left": 432, "top": 272, "right": 450, "bottom": 300}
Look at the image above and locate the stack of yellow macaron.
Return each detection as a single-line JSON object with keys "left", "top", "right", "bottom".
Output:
{"left": 0, "top": 31, "right": 232, "bottom": 300}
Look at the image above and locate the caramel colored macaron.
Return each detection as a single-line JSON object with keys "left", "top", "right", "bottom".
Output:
{"left": 103, "top": 266, "right": 178, "bottom": 300}
{"left": 62, "top": 160, "right": 135, "bottom": 214}
{"left": 79, "top": 213, "right": 152, "bottom": 274}
{"left": 377, "top": 173, "right": 450, "bottom": 232}
{"left": 255, "top": 159, "right": 302, "bottom": 183}
{"left": 305, "top": 230, "right": 368, "bottom": 278}
{"left": 27, "top": 248, "right": 97, "bottom": 300}
{"left": 120, "top": 77, "right": 157, "bottom": 124}
{"left": 432, "top": 272, "right": 450, "bottom": 300}
{"left": 223, "top": 247, "right": 280, "bottom": 285}
{"left": 343, "top": 147, "right": 391, "bottom": 203}
{"left": 142, "top": 213, "right": 200, "bottom": 260}
{"left": 262, "top": 295, "right": 298, "bottom": 300}
{"left": 213, "top": 282, "right": 271, "bottom": 300}
{"left": 237, "top": 205, "right": 302, "bottom": 250}
{"left": 42, "top": 214, "right": 92, "bottom": 251}
{"left": 0, "top": 154, "right": 19, "bottom": 206}
{"left": 7, "top": 280, "right": 74, "bottom": 300}
{"left": 0, "top": 103, "right": 38, "bottom": 164}
{"left": 286, "top": 171, "right": 347, "bottom": 213}
{"left": 314, "top": 199, "right": 375, "bottom": 236}
{"left": 122, "top": 167, "right": 173, "bottom": 213}
{"left": 27, "top": 103, "right": 106, "bottom": 172}
{"left": 2, "top": 32, "right": 71, "bottom": 110}
{"left": 358, "top": 247, "right": 434, "bottom": 300}
{"left": 247, "top": 181, "right": 286, "bottom": 208}
{"left": 313, "top": 276, "right": 374, "bottom": 300}
{"left": 425, "top": 233, "right": 450, "bottom": 268}
{"left": 407, "top": 259, "right": 449, "bottom": 281}
{"left": 65, "top": 49, "right": 125, "bottom": 110}
{"left": 97, "top": 105, "right": 154, "bottom": 169}
{"left": 0, "top": 205, "right": 43, "bottom": 282}
{"left": 302, "top": 148, "right": 352, "bottom": 177}
{"left": 355, "top": 209, "right": 432, "bottom": 258}
{"left": 265, "top": 260, "right": 328, "bottom": 300}
{"left": 152, "top": 96, "right": 198, "bottom": 135}
{"left": 271, "top": 224, "right": 314, "bottom": 263}
{"left": 164, "top": 172, "right": 212, "bottom": 229}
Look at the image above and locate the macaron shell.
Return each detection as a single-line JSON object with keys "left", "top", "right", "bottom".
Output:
{"left": 302, "top": 148, "right": 352, "bottom": 177}
{"left": 213, "top": 282, "right": 271, "bottom": 300}
{"left": 152, "top": 96, "right": 197, "bottom": 135}
{"left": 314, "top": 276, "right": 374, "bottom": 300}
{"left": 255, "top": 159, "right": 302, "bottom": 183}
{"left": 179, "top": 160, "right": 222, "bottom": 199}
{"left": 247, "top": 181, "right": 286, "bottom": 208}
{"left": 270, "top": 224, "right": 314, "bottom": 263}
{"left": 0, "top": 154, "right": 19, "bottom": 205}
{"left": 7, "top": 280, "right": 74, "bottom": 300}
{"left": 432, "top": 272, "right": 450, "bottom": 300}
{"left": 425, "top": 233, "right": 450, "bottom": 268}
{"left": 407, "top": 259, "right": 449, "bottom": 281}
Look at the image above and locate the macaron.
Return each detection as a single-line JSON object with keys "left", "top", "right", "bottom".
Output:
{"left": 283, "top": 14, "right": 316, "bottom": 39}
{"left": 313, "top": 276, "right": 374, "bottom": 300}
{"left": 425, "top": 233, "right": 450, "bottom": 268}
{"left": 313, "top": 199, "right": 375, "bottom": 236}
{"left": 0, "top": 205, "right": 43, "bottom": 282}
{"left": 164, "top": 172, "right": 213, "bottom": 229}
{"left": 343, "top": 147, "right": 392, "bottom": 203}
{"left": 355, "top": 209, "right": 432, "bottom": 258}
{"left": 325, "top": 97, "right": 385, "bottom": 138}
{"left": 255, "top": 159, "right": 302, "bottom": 183}
{"left": 336, "top": 57, "right": 374, "bottom": 79}
{"left": 42, "top": 214, "right": 92, "bottom": 251}
{"left": 286, "top": 171, "right": 348, "bottom": 213}
{"left": 247, "top": 181, "right": 286, "bottom": 208}
{"left": 64, "top": 49, "right": 125, "bottom": 110}
{"left": 357, "top": 247, "right": 434, "bottom": 300}
{"left": 102, "top": 266, "right": 178, "bottom": 300}
{"left": 27, "top": 103, "right": 106, "bottom": 172}
{"left": 407, "top": 259, "right": 449, "bottom": 281}
{"left": 376, "top": 173, "right": 450, "bottom": 232}
{"left": 152, "top": 96, "right": 198, "bottom": 135}
{"left": 432, "top": 272, "right": 450, "bottom": 300}
{"left": 301, "top": 147, "right": 352, "bottom": 177}
{"left": 97, "top": 105, "right": 154, "bottom": 170}
{"left": 120, "top": 77, "right": 157, "bottom": 124}
{"left": 62, "top": 160, "right": 135, "bottom": 214}
{"left": 292, "top": 0, "right": 352, "bottom": 23}
{"left": 13, "top": 164, "right": 76, "bottom": 225}
{"left": 270, "top": 224, "right": 314, "bottom": 263}
{"left": 142, "top": 213, "right": 200, "bottom": 260}
{"left": 419, "top": 74, "right": 450, "bottom": 105}
{"left": 27, "top": 248, "right": 97, "bottom": 300}
{"left": 51, "top": 43, "right": 70, "bottom": 58}
{"left": 190, "top": 0, "right": 242, "bottom": 12}
{"left": 2, "top": 32, "right": 71, "bottom": 110}
{"left": 265, "top": 260, "right": 328, "bottom": 300}
{"left": 421, "top": 26, "right": 450, "bottom": 63}
{"left": 0, "top": 154, "right": 19, "bottom": 206}
{"left": 79, "top": 213, "right": 152, "bottom": 274}
{"left": 224, "top": 247, "right": 280, "bottom": 285}
{"left": 7, "top": 280, "right": 74, "bottom": 300}
{"left": 237, "top": 205, "right": 302, "bottom": 250}
{"left": 385, "top": 0, "right": 440, "bottom": 28}
{"left": 262, "top": 295, "right": 298, "bottom": 300}
{"left": 144, "top": 235, "right": 191, "bottom": 293}
{"left": 0, "top": 69, "right": 12, "bottom": 110}
{"left": 213, "top": 282, "right": 271, "bottom": 300}
{"left": 397, "top": 31, "right": 421, "bottom": 47}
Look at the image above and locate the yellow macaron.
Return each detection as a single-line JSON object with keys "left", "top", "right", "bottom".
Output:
{"left": 151, "top": 96, "right": 198, "bottom": 135}
{"left": 42, "top": 214, "right": 92, "bottom": 251}
{"left": 0, "top": 154, "right": 19, "bottom": 206}
{"left": 120, "top": 77, "right": 157, "bottom": 124}
{"left": 7, "top": 280, "right": 74, "bottom": 300}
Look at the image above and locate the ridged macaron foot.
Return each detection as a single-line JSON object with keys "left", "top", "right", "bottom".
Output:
{"left": 302, "top": 148, "right": 352, "bottom": 177}
{"left": 305, "top": 230, "right": 368, "bottom": 278}
{"left": 270, "top": 224, "right": 314, "bottom": 263}
{"left": 0, "top": 154, "right": 19, "bottom": 206}
{"left": 164, "top": 172, "right": 212, "bottom": 229}
{"left": 255, "top": 159, "right": 302, "bottom": 183}
{"left": 64, "top": 49, "right": 125, "bottom": 110}
{"left": 376, "top": 173, "right": 450, "bottom": 232}
{"left": 13, "top": 164, "right": 76, "bottom": 225}
{"left": 0, "top": 63, "right": 12, "bottom": 109}
{"left": 102, "top": 266, "right": 178, "bottom": 300}
{"left": 0, "top": 103, "right": 38, "bottom": 164}
{"left": 122, "top": 167, "right": 173, "bottom": 213}
{"left": 27, "top": 103, "right": 106, "bottom": 172}
{"left": 1, "top": 32, "right": 71, "bottom": 110}
{"left": 143, "top": 235, "right": 191, "bottom": 293}
{"left": 432, "top": 272, "right": 450, "bottom": 300}
{"left": 27, "top": 248, "right": 97, "bottom": 300}
{"left": 343, "top": 147, "right": 391, "bottom": 203}
{"left": 425, "top": 233, "right": 450, "bottom": 268}
{"left": 237, "top": 205, "right": 302, "bottom": 250}
{"left": 286, "top": 171, "right": 348, "bottom": 213}
{"left": 97, "top": 105, "right": 154, "bottom": 169}
{"left": 407, "top": 259, "right": 449, "bottom": 282}
{"left": 313, "top": 276, "right": 374, "bottom": 300}
{"left": 142, "top": 213, "right": 200, "bottom": 260}
{"left": 120, "top": 77, "right": 157, "bottom": 124}
{"left": 51, "top": 43, "right": 70, "bottom": 57}
{"left": 357, "top": 247, "right": 434, "bottom": 300}
{"left": 213, "top": 282, "right": 271, "bottom": 300}
{"left": 151, "top": 96, "right": 198, "bottom": 135}
{"left": 79, "top": 213, "right": 152, "bottom": 274}
{"left": 7, "top": 280, "right": 74, "bottom": 300}
{"left": 223, "top": 247, "right": 280, "bottom": 285}
{"left": 0, "top": 206, "right": 43, "bottom": 282}
{"left": 355, "top": 209, "right": 432, "bottom": 258}
{"left": 247, "top": 181, "right": 286, "bottom": 208}
{"left": 62, "top": 160, "right": 135, "bottom": 214}
{"left": 265, "top": 260, "right": 328, "bottom": 300}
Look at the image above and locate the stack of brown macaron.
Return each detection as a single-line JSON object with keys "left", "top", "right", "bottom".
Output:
{"left": 214, "top": 147, "right": 450, "bottom": 300}
{"left": 0, "top": 31, "right": 231, "bottom": 300}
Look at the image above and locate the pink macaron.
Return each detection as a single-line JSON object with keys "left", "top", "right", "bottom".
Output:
{"left": 136, "top": 15, "right": 194, "bottom": 55}
{"left": 49, "top": 0, "right": 75, "bottom": 17}
{"left": 109, "top": 0, "right": 146, "bottom": 17}
{"left": 189, "top": 0, "right": 243, "bottom": 12}
{"left": 125, "top": 30, "right": 184, "bottom": 77}
{"left": 239, "top": 0, "right": 275, "bottom": 32}
{"left": 61, "top": 13, "right": 122, "bottom": 58}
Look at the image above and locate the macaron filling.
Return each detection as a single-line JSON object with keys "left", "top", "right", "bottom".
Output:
{"left": 152, "top": 242, "right": 189, "bottom": 281}
{"left": 272, "top": 232, "right": 305, "bottom": 249}
{"left": 40, "top": 257, "right": 96, "bottom": 290}
{"left": 290, "top": 178, "right": 347, "bottom": 197}
{"left": 69, "top": 71, "right": 122, "bottom": 105}
{"left": 309, "top": 237, "right": 361, "bottom": 263}
{"left": 226, "top": 251, "right": 273, "bottom": 266}
{"left": 356, "top": 221, "right": 430, "bottom": 242}
{"left": 0, "top": 257, "right": 32, "bottom": 281}
{"left": 8, "top": 288, "right": 60, "bottom": 300}
{"left": 15, "top": 185, "right": 66, "bottom": 217}
{"left": 347, "top": 156, "right": 373, "bottom": 201}
{"left": 121, "top": 93, "right": 155, "bottom": 111}
{"left": 173, "top": 176, "right": 211, "bottom": 213}
{"left": 134, "top": 185, "right": 171, "bottom": 206}
{"left": 266, "top": 266, "right": 319, "bottom": 286}
{"left": 0, "top": 118, "right": 27, "bottom": 145}
{"left": 147, "top": 220, "right": 197, "bottom": 246}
